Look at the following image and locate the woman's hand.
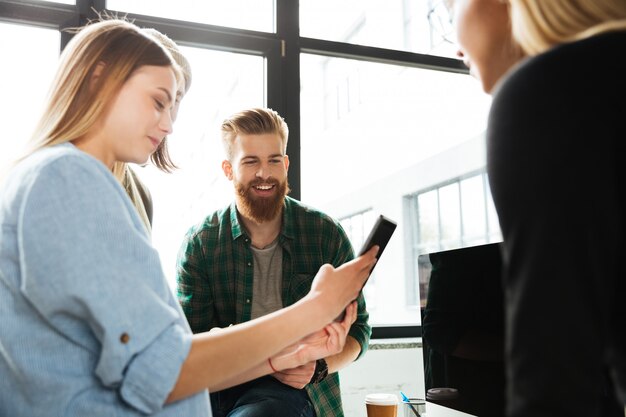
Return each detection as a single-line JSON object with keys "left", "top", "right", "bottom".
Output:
{"left": 306, "top": 246, "right": 378, "bottom": 322}
{"left": 269, "top": 301, "right": 358, "bottom": 373}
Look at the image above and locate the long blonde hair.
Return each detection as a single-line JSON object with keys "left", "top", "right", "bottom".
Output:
{"left": 112, "top": 28, "right": 193, "bottom": 232}
{"left": 510, "top": 0, "right": 626, "bottom": 55}
{"left": 22, "top": 19, "right": 180, "bottom": 231}
{"left": 27, "top": 19, "right": 179, "bottom": 155}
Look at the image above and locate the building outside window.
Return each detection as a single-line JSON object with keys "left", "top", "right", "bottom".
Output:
{"left": 339, "top": 209, "right": 381, "bottom": 310}
{"left": 404, "top": 170, "right": 502, "bottom": 307}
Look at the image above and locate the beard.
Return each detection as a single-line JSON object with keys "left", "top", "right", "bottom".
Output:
{"left": 235, "top": 177, "right": 290, "bottom": 223}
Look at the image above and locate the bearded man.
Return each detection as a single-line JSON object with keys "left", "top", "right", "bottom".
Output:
{"left": 176, "top": 108, "right": 371, "bottom": 417}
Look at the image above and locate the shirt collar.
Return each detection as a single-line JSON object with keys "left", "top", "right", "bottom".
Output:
{"left": 228, "top": 196, "right": 296, "bottom": 242}
{"left": 228, "top": 200, "right": 244, "bottom": 240}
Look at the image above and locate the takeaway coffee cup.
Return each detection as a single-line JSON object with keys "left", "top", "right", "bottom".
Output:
{"left": 365, "top": 393, "right": 399, "bottom": 417}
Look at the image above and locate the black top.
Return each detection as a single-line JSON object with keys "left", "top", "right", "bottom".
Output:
{"left": 487, "top": 31, "right": 626, "bottom": 417}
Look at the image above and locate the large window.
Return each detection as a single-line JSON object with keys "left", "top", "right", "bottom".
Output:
{"left": 409, "top": 171, "right": 501, "bottom": 254}
{"left": 1, "top": 0, "right": 490, "bottom": 331}
{"left": 406, "top": 171, "right": 502, "bottom": 306}
{"left": 107, "top": 0, "right": 275, "bottom": 32}
{"left": 133, "top": 47, "right": 264, "bottom": 287}
{"left": 300, "top": 54, "right": 491, "bottom": 324}
{"left": 300, "top": 0, "right": 457, "bottom": 58}
{"left": 339, "top": 209, "right": 382, "bottom": 309}
{"left": 0, "top": 21, "right": 59, "bottom": 172}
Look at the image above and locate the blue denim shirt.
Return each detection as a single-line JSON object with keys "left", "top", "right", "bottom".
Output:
{"left": 0, "top": 143, "right": 211, "bottom": 416}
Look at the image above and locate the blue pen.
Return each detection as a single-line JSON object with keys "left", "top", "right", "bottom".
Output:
{"left": 400, "top": 391, "right": 421, "bottom": 417}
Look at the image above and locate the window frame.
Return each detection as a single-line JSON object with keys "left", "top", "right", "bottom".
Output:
{"left": 0, "top": 0, "right": 469, "bottom": 338}
{"left": 404, "top": 169, "right": 502, "bottom": 307}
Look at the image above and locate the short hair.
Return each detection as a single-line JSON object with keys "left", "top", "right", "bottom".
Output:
{"left": 220, "top": 108, "right": 289, "bottom": 161}
{"left": 510, "top": 0, "right": 626, "bottom": 55}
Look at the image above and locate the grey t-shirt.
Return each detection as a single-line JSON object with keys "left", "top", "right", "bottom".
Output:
{"left": 250, "top": 239, "right": 283, "bottom": 319}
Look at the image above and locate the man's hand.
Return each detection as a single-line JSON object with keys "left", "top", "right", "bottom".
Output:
{"left": 271, "top": 361, "right": 316, "bottom": 389}
{"left": 269, "top": 302, "right": 357, "bottom": 371}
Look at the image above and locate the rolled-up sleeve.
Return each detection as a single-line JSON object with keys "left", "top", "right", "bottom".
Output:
{"left": 121, "top": 325, "right": 192, "bottom": 413}
{"left": 17, "top": 154, "right": 190, "bottom": 414}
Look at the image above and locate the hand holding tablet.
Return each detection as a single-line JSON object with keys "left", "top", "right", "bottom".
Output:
{"left": 336, "top": 215, "right": 397, "bottom": 321}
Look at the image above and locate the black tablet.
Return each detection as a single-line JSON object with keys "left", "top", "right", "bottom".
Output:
{"left": 336, "top": 215, "right": 397, "bottom": 320}
{"left": 358, "top": 214, "right": 397, "bottom": 261}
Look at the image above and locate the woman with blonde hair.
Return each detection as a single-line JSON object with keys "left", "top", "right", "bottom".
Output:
{"left": 0, "top": 19, "right": 377, "bottom": 416}
{"left": 455, "top": 0, "right": 626, "bottom": 416}
{"left": 118, "top": 27, "right": 193, "bottom": 231}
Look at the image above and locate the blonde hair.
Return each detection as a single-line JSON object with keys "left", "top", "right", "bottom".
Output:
{"left": 221, "top": 108, "right": 289, "bottom": 161}
{"left": 119, "top": 166, "right": 152, "bottom": 230}
{"left": 510, "top": 0, "right": 626, "bottom": 55}
{"left": 142, "top": 28, "right": 192, "bottom": 95}
{"left": 109, "top": 27, "right": 193, "bottom": 232}
{"left": 111, "top": 29, "right": 191, "bottom": 183}
{"left": 22, "top": 19, "right": 187, "bottom": 232}
{"left": 26, "top": 20, "right": 179, "bottom": 159}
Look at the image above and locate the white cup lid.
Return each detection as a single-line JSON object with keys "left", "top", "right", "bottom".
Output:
{"left": 365, "top": 393, "right": 399, "bottom": 405}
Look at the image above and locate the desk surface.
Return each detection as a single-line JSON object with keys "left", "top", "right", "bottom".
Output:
{"left": 424, "top": 401, "right": 476, "bottom": 417}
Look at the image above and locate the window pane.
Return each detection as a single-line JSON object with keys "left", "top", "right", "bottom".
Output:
{"left": 418, "top": 190, "right": 439, "bottom": 251}
{"left": 485, "top": 178, "right": 502, "bottom": 242}
{"left": 133, "top": 47, "right": 264, "bottom": 290}
{"left": 439, "top": 182, "right": 460, "bottom": 248}
{"left": 300, "top": 0, "right": 457, "bottom": 58}
{"left": 460, "top": 174, "right": 486, "bottom": 245}
{"left": 301, "top": 55, "right": 490, "bottom": 202}
{"left": 301, "top": 54, "right": 491, "bottom": 325}
{"left": 107, "top": 0, "right": 275, "bottom": 32}
{"left": 0, "top": 23, "right": 59, "bottom": 173}
{"left": 340, "top": 211, "right": 379, "bottom": 309}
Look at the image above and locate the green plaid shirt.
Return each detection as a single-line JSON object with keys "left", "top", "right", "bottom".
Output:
{"left": 176, "top": 196, "right": 371, "bottom": 417}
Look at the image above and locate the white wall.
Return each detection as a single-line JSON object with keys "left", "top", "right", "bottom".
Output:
{"left": 318, "top": 134, "right": 487, "bottom": 325}
{"left": 339, "top": 340, "right": 424, "bottom": 417}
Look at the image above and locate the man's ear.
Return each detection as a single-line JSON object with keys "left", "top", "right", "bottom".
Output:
{"left": 222, "top": 160, "right": 233, "bottom": 180}
{"left": 90, "top": 62, "right": 106, "bottom": 90}
{"left": 283, "top": 155, "right": 290, "bottom": 172}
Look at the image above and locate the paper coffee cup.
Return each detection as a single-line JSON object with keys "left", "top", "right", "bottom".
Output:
{"left": 365, "top": 393, "right": 399, "bottom": 417}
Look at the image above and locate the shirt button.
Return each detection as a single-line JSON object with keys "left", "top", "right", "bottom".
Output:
{"left": 247, "top": 262, "right": 252, "bottom": 266}
{"left": 120, "top": 333, "right": 130, "bottom": 344}
{"left": 246, "top": 299, "right": 251, "bottom": 304}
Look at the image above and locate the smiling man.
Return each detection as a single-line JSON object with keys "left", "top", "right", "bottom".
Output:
{"left": 176, "top": 108, "right": 371, "bottom": 417}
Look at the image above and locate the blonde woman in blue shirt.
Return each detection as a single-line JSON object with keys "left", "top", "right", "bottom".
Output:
{"left": 0, "top": 19, "right": 377, "bottom": 417}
